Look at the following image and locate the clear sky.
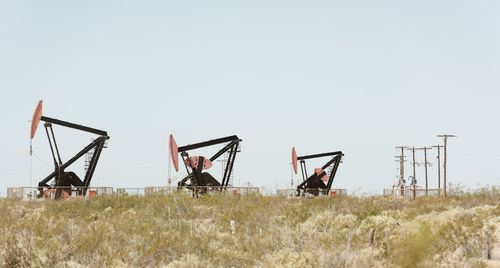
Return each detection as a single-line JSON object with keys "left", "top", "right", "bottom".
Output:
{"left": 1, "top": 0, "right": 499, "bottom": 195}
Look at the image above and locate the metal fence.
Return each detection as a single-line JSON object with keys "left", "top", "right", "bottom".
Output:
{"left": 383, "top": 188, "right": 442, "bottom": 199}
{"left": 142, "top": 186, "right": 260, "bottom": 196}
{"left": 6, "top": 186, "right": 354, "bottom": 199}
{"left": 116, "top": 188, "right": 146, "bottom": 196}
{"left": 7, "top": 186, "right": 113, "bottom": 200}
{"left": 144, "top": 186, "right": 177, "bottom": 195}
{"left": 276, "top": 189, "right": 347, "bottom": 198}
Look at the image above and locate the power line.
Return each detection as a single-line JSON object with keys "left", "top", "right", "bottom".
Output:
{"left": 33, "top": 152, "right": 52, "bottom": 168}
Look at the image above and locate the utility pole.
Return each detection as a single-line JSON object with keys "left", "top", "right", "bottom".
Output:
{"left": 395, "top": 146, "right": 406, "bottom": 181}
{"left": 395, "top": 146, "right": 406, "bottom": 196}
{"left": 406, "top": 147, "right": 417, "bottom": 180}
{"left": 404, "top": 146, "right": 418, "bottom": 198}
{"left": 432, "top": 145, "right": 442, "bottom": 196}
{"left": 437, "top": 135, "right": 456, "bottom": 198}
{"left": 416, "top": 147, "right": 432, "bottom": 195}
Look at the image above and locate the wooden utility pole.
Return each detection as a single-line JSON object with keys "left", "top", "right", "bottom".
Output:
{"left": 416, "top": 147, "right": 432, "bottom": 195}
{"left": 406, "top": 147, "right": 418, "bottom": 199}
{"left": 432, "top": 145, "right": 442, "bottom": 196}
{"left": 395, "top": 146, "right": 406, "bottom": 180}
{"left": 437, "top": 135, "right": 456, "bottom": 198}
{"left": 406, "top": 147, "right": 417, "bottom": 179}
{"left": 395, "top": 146, "right": 406, "bottom": 196}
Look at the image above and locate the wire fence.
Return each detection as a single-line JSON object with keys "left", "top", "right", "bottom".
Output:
{"left": 7, "top": 186, "right": 113, "bottom": 200}
{"left": 276, "top": 189, "right": 348, "bottom": 198}
{"left": 383, "top": 188, "right": 443, "bottom": 199}
{"left": 116, "top": 188, "right": 146, "bottom": 196}
{"left": 6, "top": 186, "right": 451, "bottom": 200}
{"left": 142, "top": 186, "right": 260, "bottom": 196}
{"left": 6, "top": 186, "right": 261, "bottom": 199}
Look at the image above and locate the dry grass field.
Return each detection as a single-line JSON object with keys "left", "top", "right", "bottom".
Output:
{"left": 0, "top": 186, "right": 499, "bottom": 267}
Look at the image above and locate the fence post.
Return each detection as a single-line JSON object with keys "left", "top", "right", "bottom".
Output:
{"left": 369, "top": 227, "right": 376, "bottom": 247}
{"left": 347, "top": 229, "right": 353, "bottom": 251}
{"left": 486, "top": 232, "right": 491, "bottom": 260}
{"left": 385, "top": 229, "right": 390, "bottom": 253}
{"left": 297, "top": 225, "right": 302, "bottom": 250}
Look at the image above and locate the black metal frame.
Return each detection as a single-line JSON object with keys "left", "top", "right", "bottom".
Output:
{"left": 37, "top": 116, "right": 109, "bottom": 199}
{"left": 296, "top": 151, "right": 344, "bottom": 196}
{"left": 177, "top": 135, "right": 241, "bottom": 193}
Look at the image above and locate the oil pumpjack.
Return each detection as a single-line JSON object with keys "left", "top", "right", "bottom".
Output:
{"left": 30, "top": 100, "right": 109, "bottom": 199}
{"left": 170, "top": 134, "right": 241, "bottom": 194}
{"left": 292, "top": 147, "right": 344, "bottom": 196}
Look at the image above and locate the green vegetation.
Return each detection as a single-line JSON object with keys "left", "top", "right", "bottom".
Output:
{"left": 0, "top": 186, "right": 499, "bottom": 267}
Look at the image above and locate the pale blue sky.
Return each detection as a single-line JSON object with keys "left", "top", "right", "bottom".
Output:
{"left": 1, "top": 0, "right": 499, "bottom": 194}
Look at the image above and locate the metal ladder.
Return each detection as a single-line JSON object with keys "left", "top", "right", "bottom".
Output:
{"left": 221, "top": 142, "right": 241, "bottom": 186}
{"left": 84, "top": 139, "right": 108, "bottom": 172}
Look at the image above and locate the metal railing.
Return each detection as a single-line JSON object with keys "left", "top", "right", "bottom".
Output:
{"left": 7, "top": 186, "right": 113, "bottom": 200}
{"left": 7, "top": 186, "right": 351, "bottom": 199}
{"left": 142, "top": 186, "right": 260, "bottom": 196}
{"left": 276, "top": 188, "right": 347, "bottom": 197}
{"left": 383, "top": 188, "right": 443, "bottom": 198}
{"left": 144, "top": 186, "right": 177, "bottom": 195}
{"left": 116, "top": 188, "right": 146, "bottom": 196}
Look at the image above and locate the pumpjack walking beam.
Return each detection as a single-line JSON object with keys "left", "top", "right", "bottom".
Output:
{"left": 174, "top": 135, "right": 241, "bottom": 191}
{"left": 294, "top": 150, "right": 344, "bottom": 196}
{"left": 41, "top": 116, "right": 107, "bottom": 136}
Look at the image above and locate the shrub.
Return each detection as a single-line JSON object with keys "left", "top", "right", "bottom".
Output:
{"left": 0, "top": 187, "right": 498, "bottom": 267}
